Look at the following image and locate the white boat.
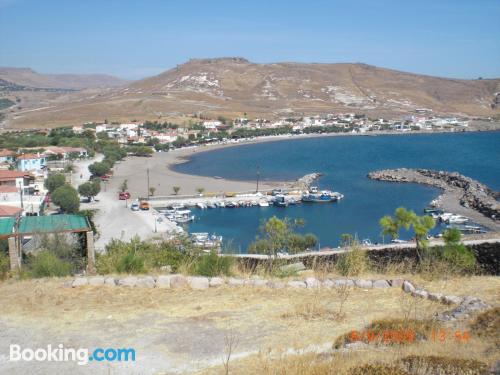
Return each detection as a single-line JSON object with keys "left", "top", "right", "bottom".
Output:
{"left": 191, "top": 232, "right": 223, "bottom": 250}
{"left": 207, "top": 202, "right": 216, "bottom": 209}
{"left": 173, "top": 209, "right": 195, "bottom": 223}
{"left": 216, "top": 201, "right": 225, "bottom": 208}
{"left": 447, "top": 215, "right": 468, "bottom": 224}
{"left": 259, "top": 200, "right": 269, "bottom": 207}
{"left": 196, "top": 202, "right": 207, "bottom": 209}
{"left": 171, "top": 203, "right": 184, "bottom": 210}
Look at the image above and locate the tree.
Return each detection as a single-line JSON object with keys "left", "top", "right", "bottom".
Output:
{"left": 442, "top": 228, "right": 476, "bottom": 272}
{"left": 248, "top": 216, "right": 316, "bottom": 258}
{"left": 78, "top": 181, "right": 101, "bottom": 201}
{"left": 52, "top": 185, "right": 80, "bottom": 213}
{"left": 120, "top": 180, "right": 128, "bottom": 193}
{"left": 88, "top": 161, "right": 110, "bottom": 177}
{"left": 173, "top": 186, "right": 180, "bottom": 195}
{"left": 380, "top": 207, "right": 435, "bottom": 261}
{"left": 149, "top": 187, "right": 156, "bottom": 196}
{"left": 196, "top": 187, "right": 205, "bottom": 196}
{"left": 44, "top": 173, "right": 66, "bottom": 193}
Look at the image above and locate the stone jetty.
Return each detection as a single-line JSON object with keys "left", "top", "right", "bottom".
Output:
{"left": 289, "top": 172, "right": 322, "bottom": 191}
{"left": 368, "top": 168, "right": 500, "bottom": 229}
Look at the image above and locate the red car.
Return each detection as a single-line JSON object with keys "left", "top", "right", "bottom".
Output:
{"left": 101, "top": 175, "right": 111, "bottom": 181}
{"left": 119, "top": 191, "right": 131, "bottom": 200}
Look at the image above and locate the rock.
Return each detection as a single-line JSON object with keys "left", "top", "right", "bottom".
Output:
{"left": 118, "top": 276, "right": 138, "bottom": 287}
{"left": 209, "top": 277, "right": 225, "bottom": 287}
{"left": 333, "top": 279, "right": 354, "bottom": 288}
{"left": 412, "top": 289, "right": 429, "bottom": 299}
{"left": 441, "top": 295, "right": 463, "bottom": 305}
{"left": 288, "top": 280, "right": 306, "bottom": 288}
{"left": 251, "top": 279, "right": 268, "bottom": 287}
{"left": 160, "top": 265, "right": 172, "bottom": 273}
{"left": 88, "top": 276, "right": 105, "bottom": 286}
{"left": 305, "top": 277, "right": 320, "bottom": 288}
{"left": 403, "top": 280, "right": 415, "bottom": 293}
{"left": 137, "top": 276, "right": 156, "bottom": 288}
{"left": 188, "top": 276, "right": 209, "bottom": 290}
{"left": 280, "top": 262, "right": 306, "bottom": 273}
{"left": 72, "top": 277, "right": 88, "bottom": 287}
{"left": 267, "top": 280, "right": 285, "bottom": 289}
{"left": 169, "top": 275, "right": 188, "bottom": 289}
{"left": 321, "top": 279, "right": 335, "bottom": 288}
{"left": 373, "top": 280, "right": 390, "bottom": 288}
{"left": 428, "top": 292, "right": 443, "bottom": 302}
{"left": 389, "top": 279, "right": 404, "bottom": 288}
{"left": 227, "top": 278, "right": 245, "bottom": 287}
{"left": 104, "top": 277, "right": 116, "bottom": 287}
{"left": 156, "top": 275, "right": 171, "bottom": 288}
{"left": 354, "top": 279, "right": 373, "bottom": 289}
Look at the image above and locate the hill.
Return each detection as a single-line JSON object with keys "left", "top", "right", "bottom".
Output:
{"left": 0, "top": 67, "right": 128, "bottom": 90}
{"left": 2, "top": 58, "right": 499, "bottom": 129}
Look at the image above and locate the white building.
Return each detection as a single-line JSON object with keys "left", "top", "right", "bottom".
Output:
{"left": 202, "top": 120, "right": 223, "bottom": 130}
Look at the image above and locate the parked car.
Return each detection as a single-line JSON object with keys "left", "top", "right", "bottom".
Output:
{"left": 139, "top": 201, "right": 150, "bottom": 210}
{"left": 119, "top": 191, "right": 131, "bottom": 200}
{"left": 130, "top": 202, "right": 140, "bottom": 211}
{"left": 100, "top": 174, "right": 111, "bottom": 181}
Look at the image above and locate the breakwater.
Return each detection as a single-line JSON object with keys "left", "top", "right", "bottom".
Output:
{"left": 368, "top": 168, "right": 500, "bottom": 230}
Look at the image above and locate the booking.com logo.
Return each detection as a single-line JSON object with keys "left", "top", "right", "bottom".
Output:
{"left": 9, "top": 344, "right": 136, "bottom": 366}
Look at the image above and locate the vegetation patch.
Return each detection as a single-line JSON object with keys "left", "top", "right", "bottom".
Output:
{"left": 400, "top": 355, "right": 489, "bottom": 375}
{"left": 346, "top": 364, "right": 409, "bottom": 375}
{"left": 333, "top": 318, "right": 440, "bottom": 348}
{"left": 469, "top": 307, "right": 500, "bottom": 349}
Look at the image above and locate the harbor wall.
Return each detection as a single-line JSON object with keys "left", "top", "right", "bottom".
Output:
{"left": 236, "top": 241, "right": 500, "bottom": 275}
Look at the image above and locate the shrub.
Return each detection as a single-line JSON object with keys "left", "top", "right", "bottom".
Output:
{"left": 115, "top": 251, "right": 145, "bottom": 274}
{"left": 469, "top": 307, "right": 500, "bottom": 349}
{"left": 333, "top": 318, "right": 439, "bottom": 349}
{"left": 346, "top": 364, "right": 409, "bottom": 375}
{"left": 29, "top": 251, "right": 73, "bottom": 278}
{"left": 195, "top": 251, "right": 233, "bottom": 277}
{"left": 44, "top": 173, "right": 66, "bottom": 193}
{"left": 0, "top": 250, "right": 9, "bottom": 279}
{"left": 52, "top": 185, "right": 80, "bottom": 213}
{"left": 400, "top": 355, "right": 488, "bottom": 375}
{"left": 335, "top": 245, "right": 370, "bottom": 276}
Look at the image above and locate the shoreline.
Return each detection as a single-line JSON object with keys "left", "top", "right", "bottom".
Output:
{"left": 166, "top": 128, "right": 500, "bottom": 183}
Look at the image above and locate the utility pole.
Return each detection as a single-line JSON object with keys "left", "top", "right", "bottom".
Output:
{"left": 18, "top": 182, "right": 23, "bottom": 209}
{"left": 256, "top": 165, "right": 260, "bottom": 193}
{"left": 147, "top": 168, "right": 150, "bottom": 197}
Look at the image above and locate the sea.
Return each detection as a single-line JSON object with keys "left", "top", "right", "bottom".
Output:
{"left": 173, "top": 131, "right": 500, "bottom": 253}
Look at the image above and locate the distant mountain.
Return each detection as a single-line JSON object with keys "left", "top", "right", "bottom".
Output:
{"left": 2, "top": 58, "right": 499, "bottom": 129}
{"left": 0, "top": 67, "right": 128, "bottom": 90}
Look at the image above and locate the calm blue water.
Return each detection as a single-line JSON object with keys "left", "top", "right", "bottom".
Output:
{"left": 173, "top": 132, "right": 500, "bottom": 252}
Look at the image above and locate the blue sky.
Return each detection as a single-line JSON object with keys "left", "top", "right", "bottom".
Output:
{"left": 1, "top": 0, "right": 499, "bottom": 79}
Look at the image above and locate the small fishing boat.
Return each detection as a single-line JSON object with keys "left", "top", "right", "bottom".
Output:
{"left": 226, "top": 202, "right": 237, "bottom": 208}
{"left": 259, "top": 200, "right": 269, "bottom": 207}
{"left": 216, "top": 201, "right": 225, "bottom": 208}
{"left": 207, "top": 202, "right": 217, "bottom": 209}
{"left": 273, "top": 195, "right": 288, "bottom": 207}
{"left": 196, "top": 202, "right": 207, "bottom": 209}
{"left": 191, "top": 232, "right": 223, "bottom": 251}
{"left": 302, "top": 190, "right": 338, "bottom": 203}
{"left": 173, "top": 210, "right": 195, "bottom": 223}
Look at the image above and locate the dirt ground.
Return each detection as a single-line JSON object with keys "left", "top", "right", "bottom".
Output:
{"left": 0, "top": 275, "right": 498, "bottom": 374}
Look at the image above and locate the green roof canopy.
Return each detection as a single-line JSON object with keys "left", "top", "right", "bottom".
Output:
{"left": 0, "top": 217, "right": 16, "bottom": 237}
{"left": 0, "top": 215, "right": 90, "bottom": 238}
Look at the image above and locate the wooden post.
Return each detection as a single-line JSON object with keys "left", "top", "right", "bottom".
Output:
{"left": 8, "top": 237, "right": 20, "bottom": 270}
{"left": 86, "top": 231, "right": 96, "bottom": 274}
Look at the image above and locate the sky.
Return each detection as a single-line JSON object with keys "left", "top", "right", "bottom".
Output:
{"left": 1, "top": 0, "right": 499, "bottom": 80}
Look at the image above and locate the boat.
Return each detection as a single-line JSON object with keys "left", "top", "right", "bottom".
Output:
{"left": 196, "top": 202, "right": 207, "bottom": 209}
{"left": 171, "top": 203, "right": 185, "bottom": 210}
{"left": 446, "top": 215, "right": 469, "bottom": 224}
{"left": 273, "top": 195, "right": 288, "bottom": 207}
{"left": 424, "top": 207, "right": 441, "bottom": 214}
{"left": 191, "top": 232, "right": 223, "bottom": 251}
{"left": 226, "top": 202, "right": 237, "bottom": 208}
{"left": 207, "top": 202, "right": 216, "bottom": 209}
{"left": 302, "top": 190, "right": 339, "bottom": 203}
{"left": 173, "top": 210, "right": 195, "bottom": 223}
{"left": 259, "top": 200, "right": 269, "bottom": 207}
{"left": 216, "top": 201, "right": 225, "bottom": 208}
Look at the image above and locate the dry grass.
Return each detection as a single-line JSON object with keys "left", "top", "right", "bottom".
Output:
{"left": 0, "top": 274, "right": 497, "bottom": 374}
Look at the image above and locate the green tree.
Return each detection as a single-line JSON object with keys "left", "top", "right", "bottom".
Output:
{"left": 52, "top": 185, "right": 80, "bottom": 213}
{"left": 196, "top": 187, "right": 205, "bottom": 196}
{"left": 173, "top": 186, "right": 180, "bottom": 195}
{"left": 442, "top": 228, "right": 476, "bottom": 272}
{"left": 149, "top": 187, "right": 156, "bottom": 196}
{"left": 78, "top": 181, "right": 101, "bottom": 201}
{"left": 88, "top": 161, "right": 110, "bottom": 177}
{"left": 380, "top": 207, "right": 435, "bottom": 261}
{"left": 44, "top": 173, "right": 66, "bottom": 193}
